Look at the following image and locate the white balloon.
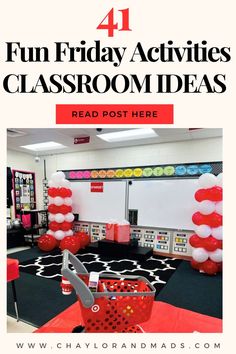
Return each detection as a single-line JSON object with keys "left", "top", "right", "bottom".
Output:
{"left": 47, "top": 229, "right": 55, "bottom": 236}
{"left": 51, "top": 171, "right": 65, "bottom": 183}
{"left": 198, "top": 173, "right": 217, "bottom": 189}
{"left": 61, "top": 179, "right": 71, "bottom": 188}
{"left": 198, "top": 200, "right": 215, "bottom": 215}
{"left": 195, "top": 224, "right": 212, "bottom": 238}
{"left": 48, "top": 180, "right": 60, "bottom": 188}
{"left": 65, "top": 213, "right": 75, "bottom": 222}
{"left": 48, "top": 196, "right": 54, "bottom": 205}
{"left": 209, "top": 249, "right": 222, "bottom": 263}
{"left": 64, "top": 197, "right": 73, "bottom": 206}
{"left": 54, "top": 213, "right": 65, "bottom": 223}
{"left": 215, "top": 201, "right": 223, "bottom": 215}
{"left": 48, "top": 180, "right": 55, "bottom": 188}
{"left": 54, "top": 230, "right": 65, "bottom": 240}
{"left": 192, "top": 248, "right": 209, "bottom": 263}
{"left": 216, "top": 173, "right": 223, "bottom": 187}
{"left": 48, "top": 213, "right": 55, "bottom": 222}
{"left": 212, "top": 226, "right": 223, "bottom": 240}
{"left": 54, "top": 196, "right": 64, "bottom": 206}
{"left": 65, "top": 230, "right": 73, "bottom": 236}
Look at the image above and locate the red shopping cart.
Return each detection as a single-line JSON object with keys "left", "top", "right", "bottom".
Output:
{"left": 61, "top": 250, "right": 156, "bottom": 333}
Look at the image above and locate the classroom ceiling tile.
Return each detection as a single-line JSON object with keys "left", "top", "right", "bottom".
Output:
{"left": 7, "top": 128, "right": 222, "bottom": 156}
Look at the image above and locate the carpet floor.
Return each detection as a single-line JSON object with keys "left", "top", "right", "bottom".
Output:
{"left": 8, "top": 248, "right": 182, "bottom": 327}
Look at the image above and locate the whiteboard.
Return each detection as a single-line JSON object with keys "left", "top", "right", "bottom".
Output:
{"left": 71, "top": 181, "right": 127, "bottom": 223}
{"left": 128, "top": 179, "right": 199, "bottom": 230}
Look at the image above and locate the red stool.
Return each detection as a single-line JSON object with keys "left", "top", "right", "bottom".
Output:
{"left": 7, "top": 258, "right": 20, "bottom": 321}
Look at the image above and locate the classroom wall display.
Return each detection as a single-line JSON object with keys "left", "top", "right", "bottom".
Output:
{"left": 12, "top": 169, "right": 36, "bottom": 217}
{"left": 189, "top": 173, "right": 223, "bottom": 275}
{"left": 62, "top": 161, "right": 222, "bottom": 181}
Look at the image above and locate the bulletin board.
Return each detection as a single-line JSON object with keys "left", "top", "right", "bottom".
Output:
{"left": 71, "top": 181, "right": 127, "bottom": 223}
{"left": 128, "top": 179, "right": 199, "bottom": 230}
{"left": 12, "top": 169, "right": 36, "bottom": 216}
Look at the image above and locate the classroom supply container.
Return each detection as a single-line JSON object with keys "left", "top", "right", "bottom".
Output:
{"left": 61, "top": 250, "right": 155, "bottom": 332}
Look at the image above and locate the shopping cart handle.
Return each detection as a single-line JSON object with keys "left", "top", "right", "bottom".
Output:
{"left": 62, "top": 250, "right": 89, "bottom": 274}
{"left": 61, "top": 250, "right": 94, "bottom": 308}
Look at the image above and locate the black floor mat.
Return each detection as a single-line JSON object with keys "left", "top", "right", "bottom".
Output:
{"left": 7, "top": 272, "right": 77, "bottom": 327}
{"left": 157, "top": 261, "right": 222, "bottom": 319}
{"left": 19, "top": 249, "right": 182, "bottom": 295}
{"left": 8, "top": 248, "right": 182, "bottom": 327}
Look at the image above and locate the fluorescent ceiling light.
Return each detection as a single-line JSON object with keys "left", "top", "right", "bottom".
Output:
{"left": 97, "top": 129, "right": 158, "bottom": 142}
{"left": 21, "top": 141, "right": 66, "bottom": 151}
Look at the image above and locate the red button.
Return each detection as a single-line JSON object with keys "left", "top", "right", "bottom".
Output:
{"left": 56, "top": 104, "right": 173, "bottom": 124}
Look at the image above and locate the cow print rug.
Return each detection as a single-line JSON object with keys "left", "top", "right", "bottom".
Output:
{"left": 19, "top": 250, "right": 182, "bottom": 296}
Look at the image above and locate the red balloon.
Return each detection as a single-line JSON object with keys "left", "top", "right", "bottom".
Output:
{"left": 58, "top": 205, "right": 72, "bottom": 214}
{"left": 203, "top": 236, "right": 219, "bottom": 252}
{"left": 189, "top": 234, "right": 204, "bottom": 248}
{"left": 216, "top": 262, "right": 222, "bottom": 272}
{"left": 48, "top": 187, "right": 59, "bottom": 197}
{"left": 217, "top": 240, "right": 223, "bottom": 249}
{"left": 195, "top": 189, "right": 208, "bottom": 202}
{"left": 192, "top": 212, "right": 205, "bottom": 225}
{"left": 60, "top": 221, "right": 72, "bottom": 231}
{"left": 192, "top": 212, "right": 222, "bottom": 227}
{"left": 38, "top": 234, "right": 57, "bottom": 252}
{"left": 54, "top": 239, "right": 61, "bottom": 248}
{"left": 60, "top": 236, "right": 80, "bottom": 254}
{"left": 190, "top": 259, "right": 201, "bottom": 270}
{"left": 48, "top": 204, "right": 60, "bottom": 214}
{"left": 49, "top": 221, "right": 61, "bottom": 232}
{"left": 201, "top": 259, "right": 218, "bottom": 275}
{"left": 74, "top": 232, "right": 90, "bottom": 248}
{"left": 205, "top": 212, "right": 222, "bottom": 228}
{"left": 66, "top": 189, "right": 72, "bottom": 197}
{"left": 58, "top": 187, "right": 69, "bottom": 198}
{"left": 207, "top": 186, "right": 223, "bottom": 202}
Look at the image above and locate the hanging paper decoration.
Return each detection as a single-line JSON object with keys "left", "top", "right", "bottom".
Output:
{"left": 189, "top": 173, "right": 223, "bottom": 275}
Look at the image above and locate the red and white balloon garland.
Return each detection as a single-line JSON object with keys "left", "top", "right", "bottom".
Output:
{"left": 38, "top": 171, "right": 90, "bottom": 253}
{"left": 189, "top": 172, "right": 223, "bottom": 275}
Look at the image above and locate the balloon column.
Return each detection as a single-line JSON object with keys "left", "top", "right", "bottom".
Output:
{"left": 38, "top": 171, "right": 90, "bottom": 254}
{"left": 189, "top": 173, "right": 223, "bottom": 275}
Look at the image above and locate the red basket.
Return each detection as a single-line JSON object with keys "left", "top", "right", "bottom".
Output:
{"left": 61, "top": 250, "right": 155, "bottom": 333}
{"left": 78, "top": 276, "right": 154, "bottom": 332}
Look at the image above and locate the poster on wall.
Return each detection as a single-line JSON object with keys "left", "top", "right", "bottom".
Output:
{"left": 12, "top": 169, "right": 36, "bottom": 216}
